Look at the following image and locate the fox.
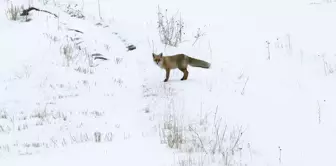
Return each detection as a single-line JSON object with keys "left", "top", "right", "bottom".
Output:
{"left": 152, "top": 53, "right": 211, "bottom": 82}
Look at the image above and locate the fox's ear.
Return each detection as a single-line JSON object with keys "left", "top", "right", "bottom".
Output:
{"left": 159, "top": 53, "right": 163, "bottom": 57}
{"left": 152, "top": 53, "right": 155, "bottom": 58}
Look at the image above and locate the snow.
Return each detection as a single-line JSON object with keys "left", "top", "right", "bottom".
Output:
{"left": 1, "top": 0, "right": 336, "bottom": 165}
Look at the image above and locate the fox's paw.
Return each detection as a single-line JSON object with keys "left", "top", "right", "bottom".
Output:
{"left": 163, "top": 79, "right": 168, "bottom": 82}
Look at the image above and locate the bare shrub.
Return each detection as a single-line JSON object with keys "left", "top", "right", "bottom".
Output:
{"left": 73, "top": 48, "right": 96, "bottom": 74}
{"left": 94, "top": 131, "right": 101, "bottom": 143}
{"left": 0, "top": 144, "right": 11, "bottom": 152}
{"left": 79, "top": 133, "right": 90, "bottom": 142}
{"left": 90, "top": 110, "right": 104, "bottom": 118}
{"left": 74, "top": 66, "right": 94, "bottom": 74}
{"left": 186, "top": 107, "right": 246, "bottom": 165}
{"left": 104, "top": 132, "right": 114, "bottom": 142}
{"left": 160, "top": 104, "right": 247, "bottom": 166}
{"left": 114, "top": 57, "right": 123, "bottom": 64}
{"left": 69, "top": 134, "right": 78, "bottom": 144}
{"left": 39, "top": 0, "right": 50, "bottom": 5}
{"left": 14, "top": 64, "right": 32, "bottom": 80}
{"left": 0, "top": 124, "right": 12, "bottom": 133}
{"left": 5, "top": 3, "right": 24, "bottom": 21}
{"left": 173, "top": 153, "right": 207, "bottom": 166}
{"left": 36, "top": 120, "right": 43, "bottom": 126}
{"left": 43, "top": 33, "right": 59, "bottom": 43}
{"left": 51, "top": 111, "right": 67, "bottom": 121}
{"left": 17, "top": 123, "right": 28, "bottom": 131}
{"left": 157, "top": 5, "right": 185, "bottom": 47}
{"left": 322, "top": 55, "right": 335, "bottom": 76}
{"left": 113, "top": 77, "right": 124, "bottom": 87}
{"left": 59, "top": 37, "right": 96, "bottom": 74}
{"left": 30, "top": 104, "right": 48, "bottom": 121}
{"left": 159, "top": 110, "right": 185, "bottom": 149}
{"left": 60, "top": 42, "right": 74, "bottom": 67}
{"left": 104, "top": 44, "right": 111, "bottom": 51}
{"left": 60, "top": 3, "right": 85, "bottom": 19}
{"left": 0, "top": 125, "right": 4, "bottom": 132}
{"left": 62, "top": 138, "right": 67, "bottom": 147}
{"left": 159, "top": 96, "right": 187, "bottom": 149}
{"left": 0, "top": 109, "right": 8, "bottom": 119}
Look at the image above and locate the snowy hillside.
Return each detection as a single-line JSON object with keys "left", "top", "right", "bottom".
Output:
{"left": 1, "top": 0, "right": 336, "bottom": 166}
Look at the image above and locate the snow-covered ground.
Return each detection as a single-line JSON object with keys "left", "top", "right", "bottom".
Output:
{"left": 1, "top": 0, "right": 336, "bottom": 165}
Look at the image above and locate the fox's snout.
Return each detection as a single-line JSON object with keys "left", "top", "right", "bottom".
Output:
{"left": 153, "top": 57, "right": 162, "bottom": 65}
{"left": 154, "top": 59, "right": 160, "bottom": 64}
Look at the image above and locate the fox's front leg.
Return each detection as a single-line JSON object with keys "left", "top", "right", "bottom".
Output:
{"left": 164, "top": 68, "right": 170, "bottom": 82}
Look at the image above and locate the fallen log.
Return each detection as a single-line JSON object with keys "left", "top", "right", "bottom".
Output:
{"left": 94, "top": 57, "right": 108, "bottom": 61}
{"left": 20, "top": 7, "right": 58, "bottom": 18}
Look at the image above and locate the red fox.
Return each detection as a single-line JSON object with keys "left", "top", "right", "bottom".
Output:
{"left": 152, "top": 53, "right": 211, "bottom": 82}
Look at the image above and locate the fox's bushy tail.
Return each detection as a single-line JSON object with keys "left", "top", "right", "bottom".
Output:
{"left": 188, "top": 57, "right": 211, "bottom": 69}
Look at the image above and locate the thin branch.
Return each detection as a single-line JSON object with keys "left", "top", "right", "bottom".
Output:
{"left": 67, "top": 28, "right": 84, "bottom": 34}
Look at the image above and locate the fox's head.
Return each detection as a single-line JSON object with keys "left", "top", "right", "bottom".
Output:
{"left": 152, "top": 53, "right": 163, "bottom": 65}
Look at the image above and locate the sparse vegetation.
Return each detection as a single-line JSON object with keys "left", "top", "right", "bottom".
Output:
{"left": 62, "top": 3, "right": 85, "bottom": 19}
{"left": 39, "top": 0, "right": 50, "bottom": 5}
{"left": 158, "top": 95, "right": 247, "bottom": 165}
{"left": 322, "top": 54, "right": 335, "bottom": 76}
{"left": 266, "top": 40, "right": 271, "bottom": 60}
{"left": 3, "top": 0, "right": 336, "bottom": 165}
{"left": 0, "top": 104, "right": 117, "bottom": 155}
{"left": 160, "top": 110, "right": 185, "bottom": 149}
{"left": 94, "top": 131, "right": 102, "bottom": 142}
{"left": 192, "top": 27, "right": 207, "bottom": 46}
{"left": 74, "top": 66, "right": 95, "bottom": 74}
{"left": 156, "top": 5, "right": 185, "bottom": 47}
{"left": 60, "top": 42, "right": 75, "bottom": 67}
{"left": 104, "top": 132, "right": 114, "bottom": 142}
{"left": 0, "top": 109, "right": 8, "bottom": 119}
{"left": 59, "top": 36, "right": 99, "bottom": 74}
{"left": 43, "top": 33, "right": 59, "bottom": 43}
{"left": 5, "top": 3, "right": 24, "bottom": 21}
{"left": 114, "top": 57, "right": 123, "bottom": 64}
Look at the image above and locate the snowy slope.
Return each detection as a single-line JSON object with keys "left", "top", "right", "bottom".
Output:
{"left": 1, "top": 0, "right": 336, "bottom": 166}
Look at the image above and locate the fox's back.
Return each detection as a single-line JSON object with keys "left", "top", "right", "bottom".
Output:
{"left": 163, "top": 54, "right": 188, "bottom": 69}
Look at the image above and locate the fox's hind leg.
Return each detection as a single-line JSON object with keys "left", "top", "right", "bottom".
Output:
{"left": 178, "top": 68, "right": 189, "bottom": 81}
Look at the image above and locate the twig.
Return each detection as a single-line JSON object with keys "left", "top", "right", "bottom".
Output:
{"left": 266, "top": 41, "right": 271, "bottom": 60}
{"left": 247, "top": 143, "right": 253, "bottom": 160}
{"left": 97, "top": 0, "right": 102, "bottom": 20}
{"left": 50, "top": 137, "right": 58, "bottom": 148}
{"left": 208, "top": 41, "right": 213, "bottom": 62}
{"left": 189, "top": 125, "right": 208, "bottom": 154}
{"left": 67, "top": 28, "right": 84, "bottom": 34}
{"left": 278, "top": 146, "right": 282, "bottom": 164}
{"left": 241, "top": 76, "right": 249, "bottom": 95}
{"left": 300, "top": 50, "right": 304, "bottom": 65}
{"left": 317, "top": 100, "right": 321, "bottom": 124}
{"left": 192, "top": 28, "right": 206, "bottom": 46}
{"left": 230, "top": 126, "right": 244, "bottom": 154}
{"left": 287, "top": 34, "right": 292, "bottom": 51}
